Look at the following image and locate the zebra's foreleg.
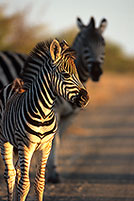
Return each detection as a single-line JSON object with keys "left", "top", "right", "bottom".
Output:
{"left": 1, "top": 142, "right": 16, "bottom": 201}
{"left": 17, "top": 142, "right": 36, "bottom": 201}
{"left": 34, "top": 136, "right": 54, "bottom": 201}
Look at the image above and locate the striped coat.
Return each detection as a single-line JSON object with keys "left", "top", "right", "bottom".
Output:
{"left": 0, "top": 39, "right": 89, "bottom": 201}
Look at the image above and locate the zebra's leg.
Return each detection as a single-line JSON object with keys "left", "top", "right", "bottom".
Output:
{"left": 17, "top": 142, "right": 36, "bottom": 201}
{"left": 1, "top": 142, "right": 16, "bottom": 201}
{"left": 34, "top": 136, "right": 54, "bottom": 201}
{"left": 47, "top": 133, "right": 60, "bottom": 183}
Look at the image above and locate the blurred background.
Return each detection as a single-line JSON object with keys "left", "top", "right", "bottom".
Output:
{"left": 0, "top": 0, "right": 134, "bottom": 200}
{"left": 0, "top": 0, "right": 134, "bottom": 74}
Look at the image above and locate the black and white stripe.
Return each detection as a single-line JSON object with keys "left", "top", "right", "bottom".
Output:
{"left": 0, "top": 39, "right": 89, "bottom": 201}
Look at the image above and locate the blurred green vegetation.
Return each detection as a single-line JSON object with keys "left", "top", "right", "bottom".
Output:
{"left": 104, "top": 41, "right": 134, "bottom": 73}
{"left": 0, "top": 6, "right": 47, "bottom": 53}
{"left": 0, "top": 5, "right": 134, "bottom": 73}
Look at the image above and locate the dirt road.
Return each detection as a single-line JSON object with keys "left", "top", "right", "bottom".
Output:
{"left": 0, "top": 74, "right": 134, "bottom": 201}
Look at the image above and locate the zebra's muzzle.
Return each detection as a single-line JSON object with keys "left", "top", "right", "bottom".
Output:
{"left": 90, "top": 63, "right": 103, "bottom": 82}
{"left": 75, "top": 88, "right": 89, "bottom": 108}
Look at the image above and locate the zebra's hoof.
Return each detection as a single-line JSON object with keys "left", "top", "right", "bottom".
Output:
{"left": 47, "top": 172, "right": 61, "bottom": 184}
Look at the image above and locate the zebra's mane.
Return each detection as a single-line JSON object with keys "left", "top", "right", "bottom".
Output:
{"left": 30, "top": 41, "right": 51, "bottom": 59}
{"left": 24, "top": 40, "right": 51, "bottom": 69}
{"left": 21, "top": 40, "right": 52, "bottom": 86}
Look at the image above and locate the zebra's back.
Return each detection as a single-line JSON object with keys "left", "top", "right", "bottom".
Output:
{"left": 0, "top": 51, "right": 27, "bottom": 88}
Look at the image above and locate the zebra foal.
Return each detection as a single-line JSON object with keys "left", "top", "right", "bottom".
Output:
{"left": 0, "top": 39, "right": 89, "bottom": 201}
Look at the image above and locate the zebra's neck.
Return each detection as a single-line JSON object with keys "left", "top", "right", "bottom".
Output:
{"left": 24, "top": 69, "right": 55, "bottom": 120}
{"left": 20, "top": 42, "right": 56, "bottom": 119}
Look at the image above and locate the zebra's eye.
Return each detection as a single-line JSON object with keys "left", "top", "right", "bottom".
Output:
{"left": 62, "top": 72, "right": 70, "bottom": 79}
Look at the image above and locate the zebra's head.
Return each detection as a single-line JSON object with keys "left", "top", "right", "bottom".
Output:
{"left": 73, "top": 16, "right": 107, "bottom": 82}
{"left": 50, "top": 39, "right": 89, "bottom": 108}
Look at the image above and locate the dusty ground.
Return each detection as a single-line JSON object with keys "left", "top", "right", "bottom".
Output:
{"left": 0, "top": 73, "right": 134, "bottom": 201}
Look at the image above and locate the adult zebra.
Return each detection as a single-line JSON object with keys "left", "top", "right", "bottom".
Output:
{"left": 0, "top": 16, "right": 107, "bottom": 183}
{"left": 0, "top": 39, "right": 89, "bottom": 201}
{"left": 73, "top": 17, "right": 107, "bottom": 82}
{"left": 47, "top": 16, "right": 107, "bottom": 182}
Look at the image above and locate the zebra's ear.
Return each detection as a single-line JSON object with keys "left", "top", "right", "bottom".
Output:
{"left": 88, "top": 17, "right": 95, "bottom": 29}
{"left": 98, "top": 18, "right": 107, "bottom": 34}
{"left": 77, "top": 17, "right": 85, "bottom": 30}
{"left": 50, "top": 39, "right": 62, "bottom": 61}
